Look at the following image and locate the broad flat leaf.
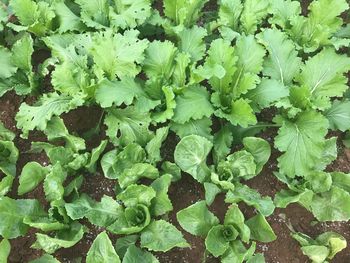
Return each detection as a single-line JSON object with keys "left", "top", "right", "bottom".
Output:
{"left": 43, "top": 164, "right": 67, "bottom": 202}
{"left": 317, "top": 232, "right": 347, "bottom": 259}
{"left": 177, "top": 26, "right": 207, "bottom": 62}
{"left": 16, "top": 92, "right": 84, "bottom": 138}
{"left": 205, "top": 225, "right": 230, "bottom": 257}
{"left": 109, "top": 0, "right": 152, "bottom": 29}
{"left": 173, "top": 85, "right": 214, "bottom": 124}
{"left": 0, "top": 140, "right": 18, "bottom": 177}
{"left": 224, "top": 205, "right": 250, "bottom": 243}
{"left": 32, "top": 222, "right": 85, "bottom": 254}
{"left": 0, "top": 197, "right": 45, "bottom": 239}
{"left": 86, "top": 231, "right": 120, "bottom": 263}
{"left": 275, "top": 111, "right": 329, "bottom": 177}
{"left": 18, "top": 162, "right": 48, "bottom": 195}
{"left": 213, "top": 126, "right": 233, "bottom": 163}
{"left": 105, "top": 106, "right": 152, "bottom": 146}
{"left": 297, "top": 49, "right": 350, "bottom": 103}
{"left": 245, "top": 214, "right": 276, "bottom": 242}
{"left": 0, "top": 122, "right": 15, "bottom": 141}
{"left": 29, "top": 254, "right": 60, "bottom": 263}
{"left": 0, "top": 47, "right": 17, "bottom": 79}
{"left": 122, "top": 245, "right": 159, "bottom": 263}
{"left": 117, "top": 184, "right": 156, "bottom": 207}
{"left": 65, "top": 194, "right": 122, "bottom": 227}
{"left": 90, "top": 29, "right": 148, "bottom": 79}
{"left": 11, "top": 33, "right": 34, "bottom": 72}
{"left": 150, "top": 174, "right": 173, "bottom": 216}
{"left": 258, "top": 28, "right": 301, "bottom": 85}
{"left": 240, "top": 0, "right": 270, "bottom": 34}
{"left": 54, "top": 1, "right": 85, "bottom": 33}
{"left": 86, "top": 140, "right": 108, "bottom": 173}
{"left": 311, "top": 186, "right": 350, "bottom": 221}
{"left": 176, "top": 201, "right": 219, "bottom": 237}
{"left": 118, "top": 163, "right": 159, "bottom": 189}
{"left": 247, "top": 78, "right": 289, "bottom": 109}
{"left": 95, "top": 78, "right": 144, "bottom": 108}
{"left": 151, "top": 86, "right": 176, "bottom": 123}
{"left": 204, "top": 182, "right": 222, "bottom": 206}
{"left": 174, "top": 135, "right": 212, "bottom": 182}
{"left": 0, "top": 239, "right": 10, "bottom": 262}
{"left": 325, "top": 100, "right": 350, "bottom": 131}
{"left": 243, "top": 137, "right": 271, "bottom": 174}
{"left": 170, "top": 118, "right": 213, "bottom": 141}
{"left": 115, "top": 235, "right": 139, "bottom": 258}
{"left": 146, "top": 127, "right": 169, "bottom": 164}
{"left": 140, "top": 220, "right": 189, "bottom": 252}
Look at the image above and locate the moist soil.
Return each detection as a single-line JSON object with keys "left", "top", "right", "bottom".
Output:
{"left": 2, "top": 0, "right": 350, "bottom": 262}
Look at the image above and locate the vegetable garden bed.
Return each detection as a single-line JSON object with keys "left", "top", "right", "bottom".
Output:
{"left": 0, "top": 0, "right": 350, "bottom": 262}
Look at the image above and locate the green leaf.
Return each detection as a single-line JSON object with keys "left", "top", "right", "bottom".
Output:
{"left": 0, "top": 122, "right": 15, "bottom": 141}
{"left": 140, "top": 220, "right": 189, "bottom": 252}
{"left": 0, "top": 239, "right": 10, "bottom": 262}
{"left": 269, "top": 0, "right": 301, "bottom": 28}
{"left": 173, "top": 85, "right": 214, "bottom": 124}
{"left": 0, "top": 46, "right": 17, "bottom": 79}
{"left": 118, "top": 184, "right": 156, "bottom": 207}
{"left": 0, "top": 197, "right": 45, "bottom": 239}
{"left": 224, "top": 205, "right": 251, "bottom": 243}
{"left": 258, "top": 28, "right": 301, "bottom": 85}
{"left": 317, "top": 232, "right": 347, "bottom": 259}
{"left": 176, "top": 200, "right": 219, "bottom": 237}
{"left": 119, "top": 163, "right": 159, "bottom": 189}
{"left": 146, "top": 127, "right": 169, "bottom": 164}
{"left": 177, "top": 26, "right": 207, "bottom": 62}
{"left": 31, "top": 222, "right": 85, "bottom": 254}
{"left": 204, "top": 182, "right": 222, "bottom": 206}
{"left": 311, "top": 186, "right": 350, "bottom": 221}
{"left": 325, "top": 100, "right": 350, "bottom": 132}
{"left": 16, "top": 92, "right": 84, "bottom": 138}
{"left": 0, "top": 140, "right": 19, "bottom": 177}
{"left": 123, "top": 245, "right": 159, "bottom": 263}
{"left": 105, "top": 106, "right": 152, "bottom": 146}
{"left": 95, "top": 78, "right": 144, "bottom": 108}
{"left": 65, "top": 194, "right": 122, "bottom": 227}
{"left": 217, "top": 0, "right": 243, "bottom": 30}
{"left": 18, "top": 162, "right": 48, "bottom": 195}
{"left": 205, "top": 225, "right": 230, "bottom": 257}
{"left": 213, "top": 126, "right": 233, "bottom": 163}
{"left": 22, "top": 216, "right": 68, "bottom": 232}
{"left": 151, "top": 86, "right": 176, "bottom": 123}
{"left": 174, "top": 135, "right": 212, "bottom": 183}
{"left": 275, "top": 110, "right": 329, "bottom": 177}
{"left": 86, "top": 140, "right": 108, "bottom": 173}
{"left": 43, "top": 164, "right": 67, "bottom": 202}
{"left": 245, "top": 214, "right": 276, "bottom": 242}
{"left": 115, "top": 235, "right": 139, "bottom": 258}
{"left": 240, "top": 0, "right": 270, "bottom": 34}
{"left": 11, "top": 33, "right": 34, "bottom": 72}
{"left": 75, "top": 0, "right": 109, "bottom": 29}
{"left": 170, "top": 118, "right": 213, "bottom": 141}
{"left": 150, "top": 174, "right": 173, "bottom": 216}
{"left": 86, "top": 231, "right": 120, "bottom": 263}
{"left": 243, "top": 137, "right": 271, "bottom": 174}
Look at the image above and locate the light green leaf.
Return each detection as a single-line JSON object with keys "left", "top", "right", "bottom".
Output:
{"left": 29, "top": 254, "right": 60, "bottom": 263}
{"left": 176, "top": 200, "right": 219, "bottom": 237}
{"left": 240, "top": 0, "right": 270, "bottom": 34}
{"left": 245, "top": 214, "right": 276, "bottom": 242}
{"left": 122, "top": 245, "right": 159, "bottom": 263}
{"left": 174, "top": 135, "right": 212, "bottom": 183}
{"left": 150, "top": 174, "right": 173, "bottom": 216}
{"left": 204, "top": 182, "right": 222, "bottom": 206}
{"left": 86, "top": 231, "right": 120, "bottom": 263}
{"left": 0, "top": 46, "right": 17, "bottom": 79}
{"left": 146, "top": 127, "right": 169, "bottom": 164}
{"left": 0, "top": 239, "right": 10, "bottom": 262}
{"left": 18, "top": 162, "right": 48, "bottom": 195}
{"left": 11, "top": 33, "right": 34, "bottom": 72}
{"left": 177, "top": 26, "right": 207, "bottom": 62}
{"left": 118, "top": 185, "right": 156, "bottom": 207}
{"left": 170, "top": 118, "right": 213, "bottom": 141}
{"left": 205, "top": 225, "right": 230, "bottom": 257}
{"left": 119, "top": 163, "right": 159, "bottom": 189}
{"left": 140, "top": 220, "right": 189, "bottom": 252}
{"left": 115, "top": 235, "right": 139, "bottom": 258}
{"left": 325, "top": 100, "right": 350, "bottom": 132}
{"left": 243, "top": 137, "right": 271, "bottom": 174}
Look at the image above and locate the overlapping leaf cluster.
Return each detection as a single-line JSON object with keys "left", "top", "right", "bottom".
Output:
{"left": 0, "top": 0, "right": 350, "bottom": 262}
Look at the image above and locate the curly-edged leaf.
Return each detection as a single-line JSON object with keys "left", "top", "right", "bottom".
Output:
{"left": 173, "top": 85, "right": 214, "bottom": 124}
{"left": 150, "top": 174, "right": 173, "bottom": 216}
{"left": 215, "top": 98, "right": 257, "bottom": 128}
{"left": 243, "top": 137, "right": 271, "bottom": 174}
{"left": 205, "top": 225, "right": 231, "bottom": 257}
{"left": 118, "top": 163, "right": 159, "bottom": 189}
{"left": 143, "top": 40, "right": 177, "bottom": 80}
{"left": 297, "top": 49, "right": 350, "bottom": 107}
{"left": 0, "top": 239, "right": 10, "bottom": 262}
{"left": 90, "top": 29, "right": 148, "bottom": 79}
{"left": 275, "top": 111, "right": 329, "bottom": 177}
{"left": 140, "top": 220, "right": 189, "bottom": 252}
{"left": 245, "top": 214, "right": 276, "bottom": 242}
{"left": 174, "top": 135, "right": 212, "bottom": 183}
{"left": 258, "top": 28, "right": 301, "bottom": 85}
{"left": 269, "top": 0, "right": 301, "bottom": 28}
{"left": 226, "top": 184, "right": 275, "bottom": 217}
{"left": 109, "top": 0, "right": 152, "bottom": 29}
{"left": 16, "top": 92, "right": 84, "bottom": 138}
{"left": 65, "top": 194, "right": 123, "bottom": 227}
{"left": 22, "top": 216, "right": 68, "bottom": 232}
{"left": 118, "top": 184, "right": 156, "bottom": 207}
{"left": 177, "top": 200, "right": 219, "bottom": 237}
{"left": 86, "top": 140, "right": 108, "bottom": 173}
{"left": 95, "top": 78, "right": 144, "bottom": 108}
{"left": 43, "top": 164, "right": 67, "bottom": 202}
{"left": 163, "top": 0, "right": 209, "bottom": 26}
{"left": 11, "top": 33, "right": 34, "bottom": 72}
{"left": 171, "top": 118, "right": 213, "bottom": 141}
{"left": 18, "top": 162, "right": 49, "bottom": 195}
{"left": 240, "top": 0, "right": 270, "bottom": 34}
{"left": 75, "top": 0, "right": 109, "bottom": 29}
{"left": 105, "top": 106, "right": 153, "bottom": 146}
{"left": 325, "top": 100, "right": 350, "bottom": 132}
{"left": 177, "top": 26, "right": 207, "bottom": 62}
{"left": 311, "top": 186, "right": 350, "bottom": 221}
{"left": 108, "top": 204, "right": 151, "bottom": 235}
{"left": 151, "top": 86, "right": 176, "bottom": 123}
{"left": 217, "top": 0, "right": 243, "bottom": 30}
{"left": 146, "top": 127, "right": 169, "bottom": 164}
{"left": 86, "top": 231, "right": 120, "bottom": 263}
{"left": 0, "top": 197, "right": 46, "bottom": 239}
{"left": 54, "top": 1, "right": 86, "bottom": 33}
{"left": 225, "top": 150, "right": 257, "bottom": 180}
{"left": 123, "top": 245, "right": 159, "bottom": 263}
{"left": 31, "top": 222, "right": 85, "bottom": 254}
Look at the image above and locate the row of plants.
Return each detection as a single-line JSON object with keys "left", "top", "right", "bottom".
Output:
{"left": 0, "top": 0, "right": 350, "bottom": 262}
